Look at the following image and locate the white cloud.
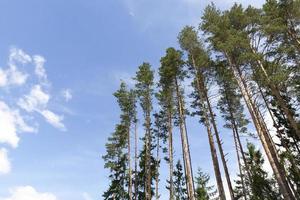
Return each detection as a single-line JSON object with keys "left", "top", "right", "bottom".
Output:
{"left": 8, "top": 65, "right": 28, "bottom": 86}
{"left": 0, "top": 47, "right": 69, "bottom": 175}
{"left": 0, "top": 47, "right": 33, "bottom": 88}
{"left": 0, "top": 69, "right": 8, "bottom": 87}
{"left": 0, "top": 186, "right": 57, "bottom": 200}
{"left": 34, "top": 55, "right": 47, "bottom": 81}
{"left": 0, "top": 101, "right": 36, "bottom": 148}
{"left": 40, "top": 110, "right": 65, "bottom": 131}
{"left": 9, "top": 47, "right": 32, "bottom": 66}
{"left": 18, "top": 85, "right": 50, "bottom": 112}
{"left": 0, "top": 148, "right": 11, "bottom": 175}
{"left": 61, "top": 89, "right": 72, "bottom": 102}
{"left": 18, "top": 85, "right": 66, "bottom": 130}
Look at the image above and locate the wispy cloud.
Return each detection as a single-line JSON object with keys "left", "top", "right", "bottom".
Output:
{"left": 0, "top": 148, "right": 11, "bottom": 175}
{"left": 61, "top": 89, "right": 72, "bottom": 102}
{"left": 33, "top": 55, "right": 47, "bottom": 82}
{"left": 0, "top": 101, "right": 36, "bottom": 148}
{"left": 40, "top": 110, "right": 65, "bottom": 131}
{"left": 0, "top": 46, "right": 71, "bottom": 173}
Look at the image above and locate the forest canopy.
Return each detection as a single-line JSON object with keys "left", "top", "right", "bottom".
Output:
{"left": 103, "top": 0, "right": 300, "bottom": 199}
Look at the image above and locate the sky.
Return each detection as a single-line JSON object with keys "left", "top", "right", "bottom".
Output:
{"left": 0, "top": 0, "right": 265, "bottom": 199}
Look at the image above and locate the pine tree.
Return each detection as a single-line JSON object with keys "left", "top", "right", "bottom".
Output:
{"left": 103, "top": 82, "right": 137, "bottom": 199}
{"left": 178, "top": 26, "right": 227, "bottom": 200}
{"left": 160, "top": 47, "right": 196, "bottom": 199}
{"left": 136, "top": 135, "right": 157, "bottom": 200}
{"left": 113, "top": 82, "right": 137, "bottom": 200}
{"left": 201, "top": 4, "right": 295, "bottom": 199}
{"left": 135, "top": 63, "right": 155, "bottom": 200}
{"left": 215, "top": 62, "right": 251, "bottom": 200}
{"left": 157, "top": 54, "right": 178, "bottom": 199}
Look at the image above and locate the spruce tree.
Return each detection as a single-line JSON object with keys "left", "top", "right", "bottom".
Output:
{"left": 239, "top": 143, "right": 282, "bottom": 200}
{"left": 103, "top": 123, "right": 128, "bottom": 199}
{"left": 173, "top": 160, "right": 188, "bottom": 200}
{"left": 194, "top": 168, "right": 216, "bottom": 200}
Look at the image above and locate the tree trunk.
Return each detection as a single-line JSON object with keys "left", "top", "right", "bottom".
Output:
{"left": 259, "top": 86, "right": 300, "bottom": 154}
{"left": 128, "top": 124, "right": 133, "bottom": 200}
{"left": 250, "top": 47, "right": 300, "bottom": 139}
{"left": 233, "top": 127, "right": 248, "bottom": 200}
{"left": 204, "top": 87, "right": 235, "bottom": 200}
{"left": 174, "top": 78, "right": 196, "bottom": 200}
{"left": 205, "top": 116, "right": 227, "bottom": 200}
{"left": 134, "top": 120, "right": 138, "bottom": 200}
{"left": 259, "top": 87, "right": 300, "bottom": 198}
{"left": 226, "top": 53, "right": 295, "bottom": 200}
{"left": 168, "top": 111, "right": 175, "bottom": 200}
{"left": 155, "top": 123, "right": 160, "bottom": 200}
{"left": 191, "top": 56, "right": 226, "bottom": 200}
{"left": 145, "top": 110, "right": 152, "bottom": 200}
{"left": 223, "top": 90, "right": 251, "bottom": 182}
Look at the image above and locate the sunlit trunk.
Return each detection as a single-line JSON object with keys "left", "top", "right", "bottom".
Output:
{"left": 174, "top": 78, "right": 196, "bottom": 200}
{"left": 226, "top": 53, "right": 295, "bottom": 200}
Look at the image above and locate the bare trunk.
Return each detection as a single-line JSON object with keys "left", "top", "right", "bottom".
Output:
{"left": 191, "top": 56, "right": 226, "bottom": 200}
{"left": 204, "top": 89, "right": 235, "bottom": 200}
{"left": 233, "top": 127, "right": 247, "bottom": 200}
{"left": 155, "top": 124, "right": 160, "bottom": 200}
{"left": 226, "top": 53, "right": 295, "bottom": 200}
{"left": 175, "top": 78, "right": 195, "bottom": 200}
{"left": 259, "top": 86, "right": 300, "bottom": 154}
{"left": 259, "top": 87, "right": 300, "bottom": 198}
{"left": 145, "top": 111, "right": 152, "bottom": 200}
{"left": 205, "top": 117, "right": 227, "bottom": 200}
{"left": 134, "top": 121, "right": 138, "bottom": 200}
{"left": 168, "top": 111, "right": 175, "bottom": 200}
{"left": 128, "top": 124, "right": 132, "bottom": 200}
{"left": 250, "top": 47, "right": 300, "bottom": 139}
{"left": 223, "top": 90, "right": 251, "bottom": 182}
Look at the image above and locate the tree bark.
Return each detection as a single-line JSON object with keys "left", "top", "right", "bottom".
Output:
{"left": 128, "top": 124, "right": 133, "bottom": 200}
{"left": 226, "top": 53, "right": 295, "bottom": 200}
{"left": 250, "top": 47, "right": 300, "bottom": 139}
{"left": 174, "top": 78, "right": 196, "bottom": 200}
{"left": 191, "top": 56, "right": 226, "bottom": 200}
{"left": 259, "top": 87, "right": 300, "bottom": 198}
{"left": 155, "top": 123, "right": 160, "bottom": 200}
{"left": 167, "top": 111, "right": 175, "bottom": 200}
{"left": 233, "top": 127, "right": 248, "bottom": 200}
{"left": 145, "top": 109, "right": 152, "bottom": 200}
{"left": 134, "top": 120, "right": 138, "bottom": 200}
{"left": 204, "top": 87, "right": 235, "bottom": 200}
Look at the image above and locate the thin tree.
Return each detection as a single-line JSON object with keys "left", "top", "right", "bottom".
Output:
{"left": 201, "top": 5, "right": 295, "bottom": 199}
{"left": 178, "top": 27, "right": 227, "bottom": 200}
{"left": 160, "top": 47, "right": 196, "bottom": 200}
{"left": 135, "top": 63, "right": 155, "bottom": 200}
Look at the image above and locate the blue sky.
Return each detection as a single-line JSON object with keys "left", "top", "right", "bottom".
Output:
{"left": 0, "top": 0, "right": 265, "bottom": 199}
